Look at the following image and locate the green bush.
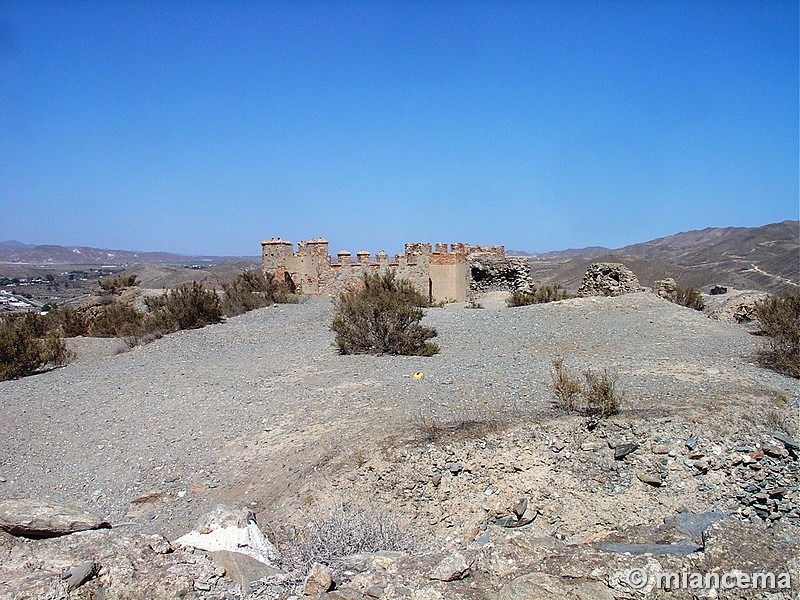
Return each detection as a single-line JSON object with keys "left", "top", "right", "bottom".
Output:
{"left": 755, "top": 291, "right": 800, "bottom": 378}
{"left": 507, "top": 284, "right": 571, "bottom": 307}
{"left": 332, "top": 271, "right": 438, "bottom": 356}
{"left": 0, "top": 316, "right": 71, "bottom": 381}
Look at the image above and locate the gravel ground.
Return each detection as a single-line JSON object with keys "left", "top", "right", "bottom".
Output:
{"left": 0, "top": 292, "right": 796, "bottom": 540}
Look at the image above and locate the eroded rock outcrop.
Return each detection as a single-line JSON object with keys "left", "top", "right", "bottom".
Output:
{"left": 0, "top": 498, "right": 108, "bottom": 538}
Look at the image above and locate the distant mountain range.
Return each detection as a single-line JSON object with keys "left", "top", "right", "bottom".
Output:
{"left": 3, "top": 220, "right": 798, "bottom": 292}
{"left": 0, "top": 241, "right": 258, "bottom": 265}
{"left": 520, "top": 220, "right": 799, "bottom": 293}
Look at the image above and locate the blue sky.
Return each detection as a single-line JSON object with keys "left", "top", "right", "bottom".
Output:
{"left": 1, "top": 1, "right": 797, "bottom": 256}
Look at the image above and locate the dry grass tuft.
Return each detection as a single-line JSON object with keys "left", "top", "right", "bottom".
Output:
{"left": 551, "top": 358, "right": 622, "bottom": 419}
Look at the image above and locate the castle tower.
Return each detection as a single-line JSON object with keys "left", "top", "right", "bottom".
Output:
{"left": 261, "top": 238, "right": 293, "bottom": 280}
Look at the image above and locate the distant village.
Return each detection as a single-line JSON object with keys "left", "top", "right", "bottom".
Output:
{"left": 0, "top": 268, "right": 121, "bottom": 313}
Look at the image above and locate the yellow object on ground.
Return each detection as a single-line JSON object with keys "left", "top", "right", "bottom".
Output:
{"left": 412, "top": 372, "right": 425, "bottom": 380}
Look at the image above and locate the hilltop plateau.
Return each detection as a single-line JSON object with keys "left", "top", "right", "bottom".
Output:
{"left": 0, "top": 290, "right": 797, "bottom": 598}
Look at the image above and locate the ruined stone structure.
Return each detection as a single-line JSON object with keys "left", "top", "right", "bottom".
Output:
{"left": 577, "top": 262, "right": 645, "bottom": 297}
{"left": 261, "top": 237, "right": 507, "bottom": 303}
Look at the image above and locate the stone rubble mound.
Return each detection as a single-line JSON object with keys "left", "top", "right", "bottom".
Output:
{"left": 651, "top": 277, "right": 678, "bottom": 301}
{"left": 577, "top": 262, "right": 644, "bottom": 297}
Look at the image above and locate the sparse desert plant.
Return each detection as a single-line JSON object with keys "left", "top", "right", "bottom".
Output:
{"left": 44, "top": 306, "right": 89, "bottom": 337}
{"left": 582, "top": 367, "right": 621, "bottom": 418}
{"left": 88, "top": 302, "right": 143, "bottom": 337}
{"left": 158, "top": 282, "right": 224, "bottom": 331}
{"left": 294, "top": 501, "right": 415, "bottom": 568}
{"left": 466, "top": 298, "right": 484, "bottom": 309}
{"left": 674, "top": 286, "right": 705, "bottom": 311}
{"left": 98, "top": 274, "right": 139, "bottom": 294}
{"left": 507, "top": 285, "right": 571, "bottom": 307}
{"left": 551, "top": 357, "right": 621, "bottom": 418}
{"left": 507, "top": 290, "right": 536, "bottom": 307}
{"left": 764, "top": 407, "right": 798, "bottom": 437}
{"left": 222, "top": 271, "right": 276, "bottom": 316}
{"left": 331, "top": 271, "right": 438, "bottom": 356}
{"left": 755, "top": 291, "right": 800, "bottom": 378}
{"left": 552, "top": 357, "right": 582, "bottom": 412}
{"left": 0, "top": 316, "right": 71, "bottom": 381}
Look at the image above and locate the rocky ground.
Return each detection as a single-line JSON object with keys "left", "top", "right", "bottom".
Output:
{"left": 0, "top": 291, "right": 798, "bottom": 599}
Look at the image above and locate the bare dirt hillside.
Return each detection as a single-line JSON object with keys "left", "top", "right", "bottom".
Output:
{"left": 125, "top": 260, "right": 260, "bottom": 290}
{"left": 0, "top": 294, "right": 798, "bottom": 598}
{"left": 526, "top": 220, "right": 799, "bottom": 293}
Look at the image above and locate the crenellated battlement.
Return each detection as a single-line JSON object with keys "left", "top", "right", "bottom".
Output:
{"left": 261, "top": 236, "right": 507, "bottom": 302}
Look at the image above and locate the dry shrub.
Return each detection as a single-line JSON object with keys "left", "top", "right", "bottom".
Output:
{"left": 552, "top": 357, "right": 582, "bottom": 412}
{"left": 551, "top": 358, "right": 621, "bottom": 418}
{"left": 88, "top": 302, "right": 143, "bottom": 337}
{"left": 583, "top": 367, "right": 621, "bottom": 418}
{"left": 122, "top": 282, "right": 224, "bottom": 346}
{"left": 158, "top": 281, "right": 224, "bottom": 331}
{"left": 332, "top": 271, "right": 438, "bottom": 356}
{"left": 98, "top": 274, "right": 139, "bottom": 294}
{"left": 0, "top": 316, "right": 71, "bottom": 381}
{"left": 765, "top": 408, "right": 798, "bottom": 437}
{"left": 507, "top": 284, "right": 571, "bottom": 307}
{"left": 414, "top": 407, "right": 505, "bottom": 442}
{"left": 44, "top": 307, "right": 89, "bottom": 337}
{"left": 294, "top": 501, "right": 415, "bottom": 568}
{"left": 222, "top": 271, "right": 291, "bottom": 316}
{"left": 674, "top": 286, "right": 705, "bottom": 311}
{"left": 755, "top": 291, "right": 800, "bottom": 378}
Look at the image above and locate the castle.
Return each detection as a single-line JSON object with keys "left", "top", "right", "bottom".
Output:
{"left": 261, "top": 237, "right": 508, "bottom": 303}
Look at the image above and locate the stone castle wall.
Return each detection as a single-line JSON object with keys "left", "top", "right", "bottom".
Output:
{"left": 262, "top": 237, "right": 505, "bottom": 303}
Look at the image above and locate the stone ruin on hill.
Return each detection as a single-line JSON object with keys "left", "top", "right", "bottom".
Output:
{"left": 578, "top": 262, "right": 644, "bottom": 297}
{"left": 261, "top": 237, "right": 532, "bottom": 303}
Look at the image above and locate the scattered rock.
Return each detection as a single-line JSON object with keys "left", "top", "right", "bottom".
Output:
{"left": 774, "top": 431, "right": 799, "bottom": 451}
{"left": 62, "top": 560, "right": 98, "bottom": 591}
{"left": 210, "top": 549, "right": 283, "bottom": 592}
{"left": 710, "top": 285, "right": 728, "bottom": 295}
{"left": 430, "top": 552, "right": 471, "bottom": 581}
{"left": 614, "top": 443, "right": 638, "bottom": 460}
{"left": 672, "top": 510, "right": 728, "bottom": 539}
{"left": 304, "top": 562, "right": 333, "bottom": 595}
{"left": 446, "top": 461, "right": 463, "bottom": 475}
{"left": 636, "top": 472, "right": 663, "bottom": 487}
{"left": 0, "top": 498, "right": 108, "bottom": 538}
{"left": 597, "top": 540, "right": 701, "bottom": 556}
{"left": 496, "top": 572, "right": 615, "bottom": 600}
{"left": 174, "top": 505, "right": 280, "bottom": 567}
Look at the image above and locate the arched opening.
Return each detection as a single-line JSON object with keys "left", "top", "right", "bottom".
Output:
{"left": 284, "top": 272, "right": 297, "bottom": 294}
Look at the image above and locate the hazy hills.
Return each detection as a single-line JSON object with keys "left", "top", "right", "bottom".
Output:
{"left": 3, "top": 220, "right": 797, "bottom": 293}
{"left": 521, "top": 220, "right": 799, "bottom": 293}
{"left": 0, "top": 241, "right": 257, "bottom": 266}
